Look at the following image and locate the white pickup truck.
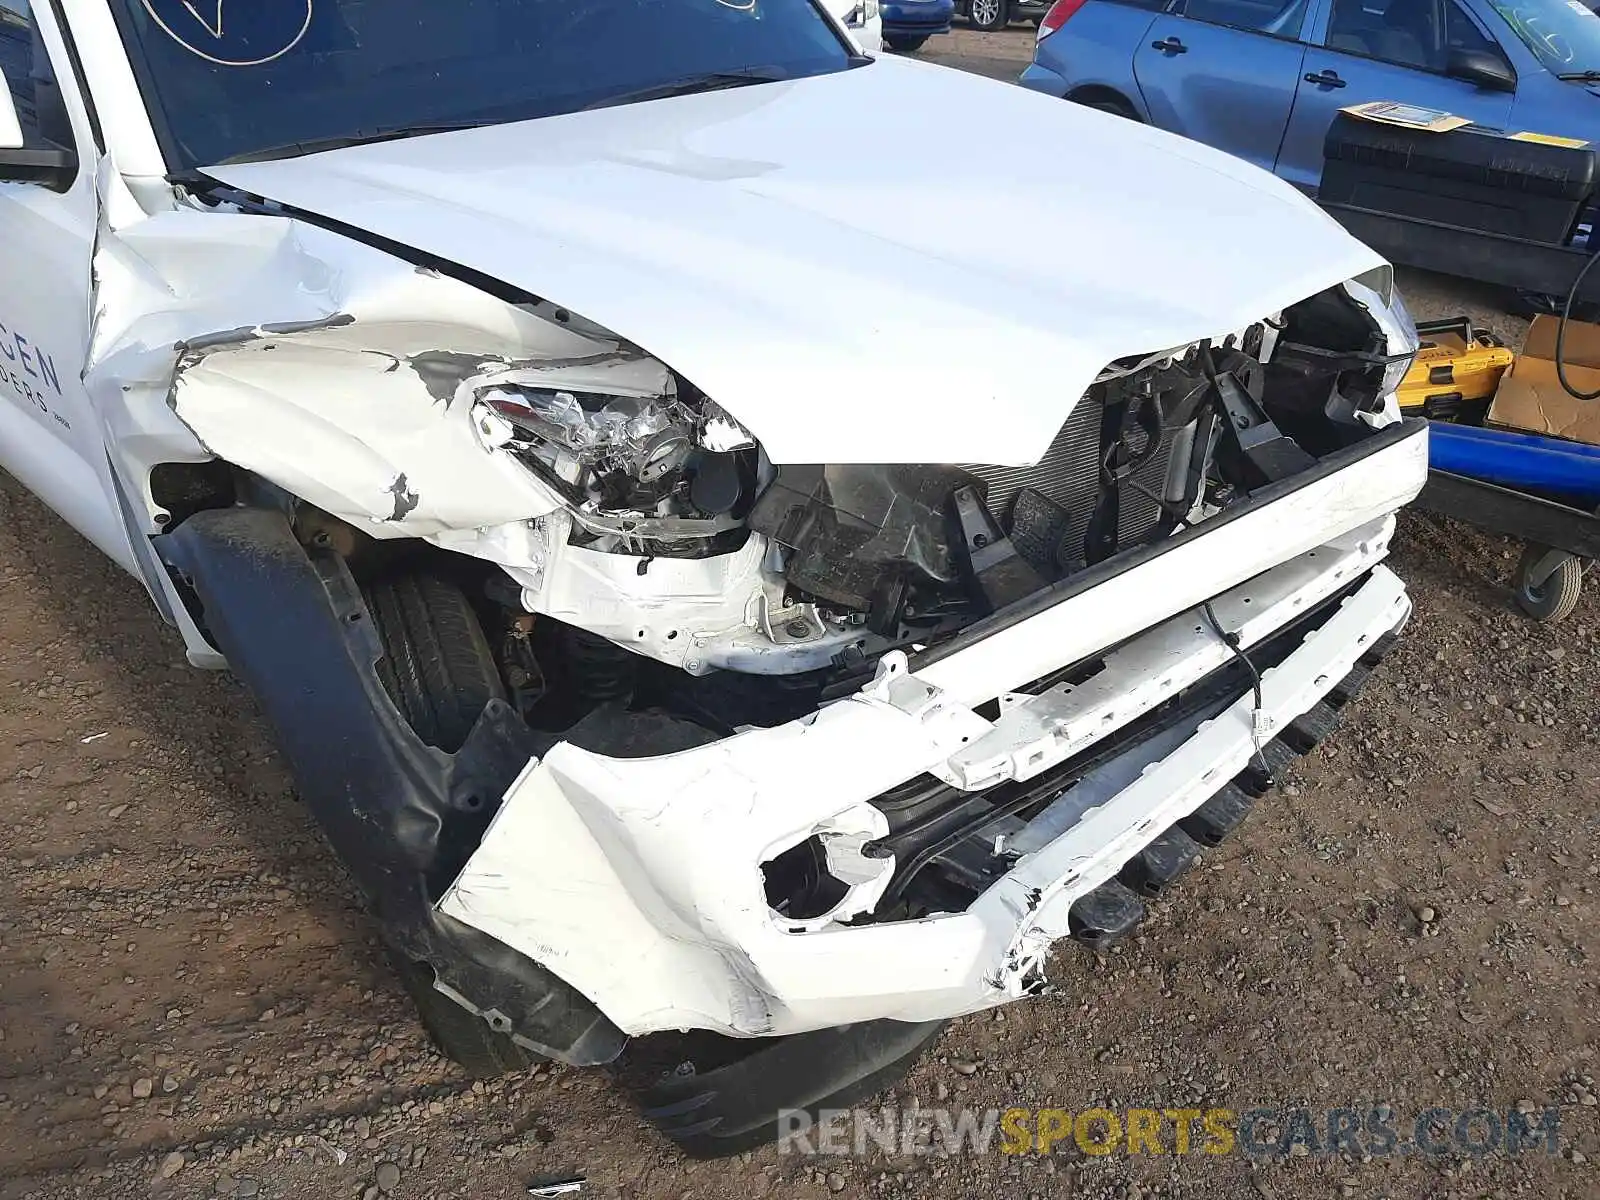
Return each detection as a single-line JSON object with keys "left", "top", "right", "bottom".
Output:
{"left": 1, "top": 0, "right": 1424, "bottom": 1156}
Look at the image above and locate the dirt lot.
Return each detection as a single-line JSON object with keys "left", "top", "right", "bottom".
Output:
{"left": 2, "top": 29, "right": 1598, "bottom": 1200}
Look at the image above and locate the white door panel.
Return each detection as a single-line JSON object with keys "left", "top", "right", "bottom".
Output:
{"left": 0, "top": 0, "right": 140, "bottom": 573}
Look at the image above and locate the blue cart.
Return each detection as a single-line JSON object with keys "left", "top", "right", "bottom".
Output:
{"left": 1417, "top": 422, "right": 1600, "bottom": 622}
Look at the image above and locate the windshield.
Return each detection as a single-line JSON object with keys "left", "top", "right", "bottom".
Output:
{"left": 1485, "top": 0, "right": 1600, "bottom": 75}
{"left": 108, "top": 0, "right": 854, "bottom": 171}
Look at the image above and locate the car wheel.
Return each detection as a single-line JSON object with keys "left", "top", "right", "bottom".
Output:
{"left": 969, "top": 0, "right": 1009, "bottom": 30}
{"left": 362, "top": 572, "right": 540, "bottom": 1075}
{"left": 884, "top": 33, "right": 930, "bottom": 50}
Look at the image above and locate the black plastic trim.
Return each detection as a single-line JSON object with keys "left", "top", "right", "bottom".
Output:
{"left": 624, "top": 1017, "right": 950, "bottom": 1158}
{"left": 45, "top": 0, "right": 102, "bottom": 152}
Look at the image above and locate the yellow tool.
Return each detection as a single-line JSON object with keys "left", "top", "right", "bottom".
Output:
{"left": 1398, "top": 317, "right": 1515, "bottom": 422}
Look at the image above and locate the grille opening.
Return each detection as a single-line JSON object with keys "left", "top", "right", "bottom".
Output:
{"left": 961, "top": 395, "right": 1180, "bottom": 573}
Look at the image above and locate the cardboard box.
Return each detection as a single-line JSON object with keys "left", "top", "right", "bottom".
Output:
{"left": 1488, "top": 314, "right": 1600, "bottom": 447}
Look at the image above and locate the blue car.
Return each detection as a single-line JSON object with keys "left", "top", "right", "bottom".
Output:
{"left": 1021, "top": 0, "right": 1600, "bottom": 191}
{"left": 882, "top": 0, "right": 955, "bottom": 51}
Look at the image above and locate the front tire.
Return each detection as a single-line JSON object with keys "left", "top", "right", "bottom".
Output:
{"left": 884, "top": 33, "right": 930, "bottom": 50}
{"left": 364, "top": 573, "right": 504, "bottom": 753}
{"left": 390, "top": 953, "right": 542, "bottom": 1077}
{"left": 968, "top": 0, "right": 1009, "bottom": 30}
{"left": 362, "top": 572, "right": 540, "bottom": 1075}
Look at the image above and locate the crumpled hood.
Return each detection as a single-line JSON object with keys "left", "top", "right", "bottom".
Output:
{"left": 204, "top": 55, "right": 1384, "bottom": 466}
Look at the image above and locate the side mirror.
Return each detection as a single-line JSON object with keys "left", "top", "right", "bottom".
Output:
{"left": 1446, "top": 48, "right": 1517, "bottom": 92}
{"left": 0, "top": 67, "right": 77, "bottom": 189}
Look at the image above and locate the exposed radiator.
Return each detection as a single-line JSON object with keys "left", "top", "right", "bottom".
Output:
{"left": 962, "top": 395, "right": 1176, "bottom": 570}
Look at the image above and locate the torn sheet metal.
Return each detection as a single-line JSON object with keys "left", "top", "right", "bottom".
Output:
{"left": 169, "top": 328, "right": 668, "bottom": 536}
{"left": 442, "top": 555, "right": 1409, "bottom": 1038}
{"left": 82, "top": 160, "right": 662, "bottom": 538}
{"left": 439, "top": 429, "right": 1423, "bottom": 1038}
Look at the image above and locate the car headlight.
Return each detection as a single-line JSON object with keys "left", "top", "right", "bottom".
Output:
{"left": 1341, "top": 272, "right": 1419, "bottom": 429}
{"left": 472, "top": 387, "right": 760, "bottom": 541}
{"left": 1376, "top": 293, "right": 1419, "bottom": 404}
{"left": 1379, "top": 285, "right": 1419, "bottom": 388}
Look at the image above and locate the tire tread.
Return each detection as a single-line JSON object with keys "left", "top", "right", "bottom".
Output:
{"left": 363, "top": 575, "right": 504, "bottom": 752}
{"left": 361, "top": 573, "right": 532, "bottom": 1075}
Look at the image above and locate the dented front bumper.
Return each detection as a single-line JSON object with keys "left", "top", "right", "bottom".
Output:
{"left": 438, "top": 423, "right": 1426, "bottom": 1039}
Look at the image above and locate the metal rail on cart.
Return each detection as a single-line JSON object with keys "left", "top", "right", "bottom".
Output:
{"left": 1413, "top": 470, "right": 1599, "bottom": 622}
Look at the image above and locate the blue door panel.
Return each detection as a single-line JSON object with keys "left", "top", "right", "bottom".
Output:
{"left": 1278, "top": 60, "right": 1513, "bottom": 189}
{"left": 1133, "top": 9, "right": 1310, "bottom": 172}
{"left": 1274, "top": 0, "right": 1516, "bottom": 189}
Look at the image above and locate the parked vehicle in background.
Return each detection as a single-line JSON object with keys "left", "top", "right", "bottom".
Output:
{"left": 882, "top": 0, "right": 955, "bottom": 49}
{"left": 956, "top": 0, "right": 1051, "bottom": 32}
{"left": 833, "top": 0, "right": 885, "bottom": 51}
{"left": 1021, "top": 0, "right": 1600, "bottom": 191}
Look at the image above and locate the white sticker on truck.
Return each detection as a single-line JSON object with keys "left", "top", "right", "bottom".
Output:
{"left": 138, "top": 0, "right": 313, "bottom": 67}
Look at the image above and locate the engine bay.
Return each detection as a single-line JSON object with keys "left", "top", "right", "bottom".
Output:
{"left": 437, "top": 278, "right": 1410, "bottom": 736}
{"left": 145, "top": 186, "right": 1415, "bottom": 736}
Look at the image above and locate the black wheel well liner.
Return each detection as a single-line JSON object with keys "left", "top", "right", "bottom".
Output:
{"left": 1067, "top": 85, "right": 1140, "bottom": 116}
{"left": 155, "top": 505, "right": 625, "bottom": 1065}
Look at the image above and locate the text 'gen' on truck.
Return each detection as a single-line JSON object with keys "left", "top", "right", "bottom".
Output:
{"left": 0, "top": 0, "right": 1423, "bottom": 1155}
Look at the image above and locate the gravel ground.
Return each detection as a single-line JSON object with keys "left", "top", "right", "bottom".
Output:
{"left": 1, "top": 30, "right": 1597, "bottom": 1200}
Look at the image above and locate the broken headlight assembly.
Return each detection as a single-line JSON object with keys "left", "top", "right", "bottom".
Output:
{"left": 1255, "top": 274, "right": 1419, "bottom": 447}
{"left": 473, "top": 384, "right": 762, "bottom": 554}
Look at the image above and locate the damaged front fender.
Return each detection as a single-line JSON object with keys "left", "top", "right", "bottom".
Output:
{"left": 84, "top": 164, "right": 666, "bottom": 542}
{"left": 169, "top": 324, "right": 670, "bottom": 536}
